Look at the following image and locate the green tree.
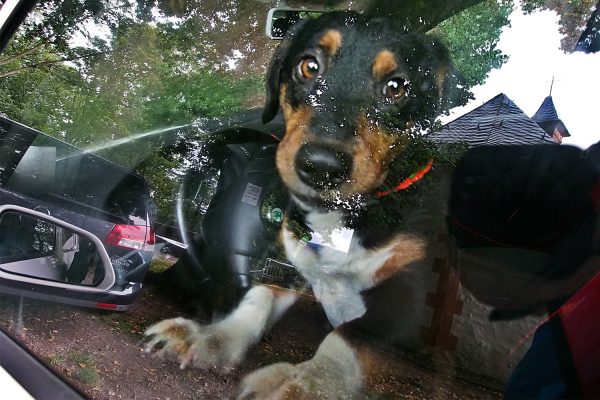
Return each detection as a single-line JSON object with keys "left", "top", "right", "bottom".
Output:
{"left": 0, "top": 33, "right": 87, "bottom": 132}
{"left": 0, "top": 0, "right": 136, "bottom": 132}
{"left": 53, "top": 20, "right": 261, "bottom": 222}
{"left": 435, "top": 0, "right": 513, "bottom": 86}
{"left": 521, "top": 0, "right": 598, "bottom": 51}
{"left": 0, "top": 1, "right": 264, "bottom": 223}
{"left": 0, "top": 0, "right": 522, "bottom": 223}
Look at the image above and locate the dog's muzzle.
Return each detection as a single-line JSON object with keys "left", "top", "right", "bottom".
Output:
{"left": 295, "top": 143, "right": 353, "bottom": 190}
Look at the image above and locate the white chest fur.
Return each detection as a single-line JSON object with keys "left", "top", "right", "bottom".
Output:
{"left": 282, "top": 209, "right": 396, "bottom": 327}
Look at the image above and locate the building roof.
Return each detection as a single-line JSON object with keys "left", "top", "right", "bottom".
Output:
{"left": 428, "top": 93, "right": 556, "bottom": 146}
{"left": 532, "top": 95, "right": 571, "bottom": 137}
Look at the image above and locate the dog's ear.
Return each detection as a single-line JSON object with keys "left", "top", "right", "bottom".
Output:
{"left": 436, "top": 66, "right": 471, "bottom": 113}
{"left": 262, "top": 41, "right": 289, "bottom": 124}
{"left": 262, "top": 19, "right": 311, "bottom": 124}
{"left": 429, "top": 36, "right": 471, "bottom": 113}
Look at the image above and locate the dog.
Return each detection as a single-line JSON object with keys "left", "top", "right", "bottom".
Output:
{"left": 143, "top": 11, "right": 459, "bottom": 399}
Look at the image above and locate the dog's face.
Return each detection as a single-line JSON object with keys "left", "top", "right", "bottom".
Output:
{"left": 263, "top": 12, "right": 456, "bottom": 206}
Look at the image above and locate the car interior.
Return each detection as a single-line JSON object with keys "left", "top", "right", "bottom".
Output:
{"left": 0, "top": 0, "right": 598, "bottom": 399}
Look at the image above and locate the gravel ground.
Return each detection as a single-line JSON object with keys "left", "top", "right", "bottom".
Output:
{"left": 0, "top": 280, "right": 502, "bottom": 399}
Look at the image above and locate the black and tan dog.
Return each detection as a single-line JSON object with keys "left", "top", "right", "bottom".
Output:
{"left": 144, "top": 11, "right": 459, "bottom": 399}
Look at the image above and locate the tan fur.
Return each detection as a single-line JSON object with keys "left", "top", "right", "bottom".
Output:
{"left": 277, "top": 96, "right": 411, "bottom": 198}
{"left": 319, "top": 29, "right": 343, "bottom": 56}
{"left": 336, "top": 326, "right": 402, "bottom": 390}
{"left": 372, "top": 235, "right": 427, "bottom": 285}
{"left": 268, "top": 284, "right": 297, "bottom": 299}
{"left": 372, "top": 50, "right": 398, "bottom": 80}
{"left": 345, "top": 116, "right": 405, "bottom": 194}
{"left": 164, "top": 323, "right": 192, "bottom": 340}
{"left": 276, "top": 85, "right": 312, "bottom": 192}
{"left": 338, "top": 334, "right": 378, "bottom": 384}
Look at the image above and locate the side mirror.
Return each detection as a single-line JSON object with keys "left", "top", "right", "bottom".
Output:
{"left": 0, "top": 205, "right": 115, "bottom": 290}
{"left": 265, "top": 8, "right": 325, "bottom": 40}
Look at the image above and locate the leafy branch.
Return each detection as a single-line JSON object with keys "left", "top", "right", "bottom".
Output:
{"left": 0, "top": 49, "right": 110, "bottom": 79}
{"left": 0, "top": 42, "right": 46, "bottom": 66}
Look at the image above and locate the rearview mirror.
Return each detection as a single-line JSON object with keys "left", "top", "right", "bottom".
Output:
{"left": 0, "top": 205, "right": 115, "bottom": 290}
{"left": 265, "top": 8, "right": 325, "bottom": 39}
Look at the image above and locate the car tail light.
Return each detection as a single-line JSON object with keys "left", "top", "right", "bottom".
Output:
{"left": 96, "top": 302, "right": 118, "bottom": 310}
{"left": 106, "top": 224, "right": 155, "bottom": 251}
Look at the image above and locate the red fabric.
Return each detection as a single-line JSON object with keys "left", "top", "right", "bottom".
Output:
{"left": 559, "top": 269, "right": 600, "bottom": 398}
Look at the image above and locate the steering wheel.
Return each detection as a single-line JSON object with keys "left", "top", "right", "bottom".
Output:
{"left": 166, "top": 127, "right": 283, "bottom": 313}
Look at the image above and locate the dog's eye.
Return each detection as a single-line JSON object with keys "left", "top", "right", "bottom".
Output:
{"left": 383, "top": 78, "right": 408, "bottom": 100}
{"left": 297, "top": 57, "right": 320, "bottom": 80}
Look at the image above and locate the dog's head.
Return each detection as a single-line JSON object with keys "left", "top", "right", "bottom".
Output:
{"left": 263, "top": 12, "right": 458, "bottom": 207}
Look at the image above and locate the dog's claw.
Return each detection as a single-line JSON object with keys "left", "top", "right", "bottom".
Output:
{"left": 141, "top": 317, "right": 251, "bottom": 369}
{"left": 179, "top": 342, "right": 199, "bottom": 369}
{"left": 143, "top": 337, "right": 167, "bottom": 353}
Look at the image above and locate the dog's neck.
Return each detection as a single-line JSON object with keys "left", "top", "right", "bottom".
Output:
{"left": 288, "top": 192, "right": 361, "bottom": 228}
{"left": 287, "top": 184, "right": 413, "bottom": 250}
{"left": 287, "top": 191, "right": 381, "bottom": 248}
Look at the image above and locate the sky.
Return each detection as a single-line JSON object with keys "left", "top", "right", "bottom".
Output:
{"left": 441, "top": 3, "right": 600, "bottom": 149}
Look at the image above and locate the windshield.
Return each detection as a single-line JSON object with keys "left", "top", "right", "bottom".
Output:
{"left": 0, "top": 1, "right": 598, "bottom": 399}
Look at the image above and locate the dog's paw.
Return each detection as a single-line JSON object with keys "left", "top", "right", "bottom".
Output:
{"left": 143, "top": 317, "right": 249, "bottom": 369}
{"left": 239, "top": 332, "right": 362, "bottom": 399}
{"left": 238, "top": 360, "right": 358, "bottom": 400}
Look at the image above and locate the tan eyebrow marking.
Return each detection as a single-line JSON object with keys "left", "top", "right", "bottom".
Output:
{"left": 319, "top": 29, "right": 343, "bottom": 56}
{"left": 372, "top": 50, "right": 398, "bottom": 80}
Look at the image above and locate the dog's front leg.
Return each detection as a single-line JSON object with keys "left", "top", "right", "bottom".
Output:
{"left": 238, "top": 329, "right": 362, "bottom": 399}
{"left": 143, "top": 285, "right": 297, "bottom": 370}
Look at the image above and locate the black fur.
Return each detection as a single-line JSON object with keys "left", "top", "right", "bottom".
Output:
{"left": 265, "top": 11, "right": 461, "bottom": 249}
{"left": 263, "top": 11, "right": 461, "bottom": 130}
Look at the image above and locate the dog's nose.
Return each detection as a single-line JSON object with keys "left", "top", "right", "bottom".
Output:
{"left": 295, "top": 144, "right": 353, "bottom": 190}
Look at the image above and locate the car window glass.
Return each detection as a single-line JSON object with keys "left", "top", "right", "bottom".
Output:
{"left": 0, "top": 1, "right": 598, "bottom": 399}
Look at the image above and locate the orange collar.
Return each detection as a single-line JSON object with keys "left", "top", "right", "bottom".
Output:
{"left": 375, "top": 158, "right": 433, "bottom": 197}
